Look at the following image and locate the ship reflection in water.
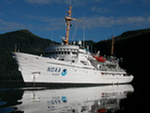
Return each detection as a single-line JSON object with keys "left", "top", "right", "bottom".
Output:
{"left": 0, "top": 84, "right": 134, "bottom": 113}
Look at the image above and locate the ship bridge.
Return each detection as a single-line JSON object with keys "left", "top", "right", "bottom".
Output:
{"left": 44, "top": 45, "right": 79, "bottom": 63}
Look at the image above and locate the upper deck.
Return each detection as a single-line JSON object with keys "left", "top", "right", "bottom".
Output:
{"left": 44, "top": 45, "right": 79, "bottom": 56}
{"left": 45, "top": 45, "right": 79, "bottom": 52}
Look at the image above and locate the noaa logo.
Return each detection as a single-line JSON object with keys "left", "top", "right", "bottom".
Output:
{"left": 61, "top": 96, "right": 67, "bottom": 103}
{"left": 61, "top": 69, "right": 67, "bottom": 76}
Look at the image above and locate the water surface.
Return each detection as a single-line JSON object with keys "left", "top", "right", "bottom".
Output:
{"left": 0, "top": 84, "right": 134, "bottom": 113}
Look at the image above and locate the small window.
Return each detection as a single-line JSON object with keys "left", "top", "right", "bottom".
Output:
{"left": 80, "top": 61, "right": 89, "bottom": 66}
{"left": 72, "top": 52, "right": 77, "bottom": 54}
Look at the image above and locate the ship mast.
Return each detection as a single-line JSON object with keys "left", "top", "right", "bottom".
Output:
{"left": 111, "top": 35, "right": 115, "bottom": 56}
{"left": 63, "top": 5, "right": 82, "bottom": 45}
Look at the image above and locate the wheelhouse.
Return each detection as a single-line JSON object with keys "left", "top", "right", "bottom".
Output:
{"left": 44, "top": 45, "right": 79, "bottom": 63}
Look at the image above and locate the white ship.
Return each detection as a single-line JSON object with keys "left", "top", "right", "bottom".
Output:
{"left": 13, "top": 6, "right": 133, "bottom": 86}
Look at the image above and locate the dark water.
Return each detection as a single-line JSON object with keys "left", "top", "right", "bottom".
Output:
{"left": 0, "top": 76, "right": 148, "bottom": 113}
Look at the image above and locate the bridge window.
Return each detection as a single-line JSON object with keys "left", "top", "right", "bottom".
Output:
{"left": 80, "top": 61, "right": 89, "bottom": 66}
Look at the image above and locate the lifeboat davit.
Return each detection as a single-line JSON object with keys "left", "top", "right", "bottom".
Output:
{"left": 93, "top": 55, "right": 106, "bottom": 62}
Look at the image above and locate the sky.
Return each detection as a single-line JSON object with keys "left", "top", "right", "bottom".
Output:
{"left": 1, "top": 0, "right": 150, "bottom": 42}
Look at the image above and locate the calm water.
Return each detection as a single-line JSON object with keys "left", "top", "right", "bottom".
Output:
{"left": 0, "top": 77, "right": 148, "bottom": 113}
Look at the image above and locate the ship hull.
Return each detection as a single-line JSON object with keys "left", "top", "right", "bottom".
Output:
{"left": 14, "top": 52, "right": 133, "bottom": 85}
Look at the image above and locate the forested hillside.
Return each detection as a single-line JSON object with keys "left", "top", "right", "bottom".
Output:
{"left": 0, "top": 29, "right": 57, "bottom": 82}
{"left": 94, "top": 28, "right": 150, "bottom": 75}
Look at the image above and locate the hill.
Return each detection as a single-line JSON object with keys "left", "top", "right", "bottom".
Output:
{"left": 0, "top": 29, "right": 57, "bottom": 82}
{"left": 94, "top": 28, "right": 150, "bottom": 75}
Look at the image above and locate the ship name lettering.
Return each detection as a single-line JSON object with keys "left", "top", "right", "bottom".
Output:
{"left": 47, "top": 67, "right": 61, "bottom": 72}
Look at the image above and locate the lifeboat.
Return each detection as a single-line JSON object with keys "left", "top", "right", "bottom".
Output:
{"left": 93, "top": 55, "right": 106, "bottom": 62}
{"left": 96, "top": 108, "right": 107, "bottom": 113}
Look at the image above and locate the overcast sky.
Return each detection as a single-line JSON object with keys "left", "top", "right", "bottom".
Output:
{"left": 1, "top": 0, "right": 150, "bottom": 42}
